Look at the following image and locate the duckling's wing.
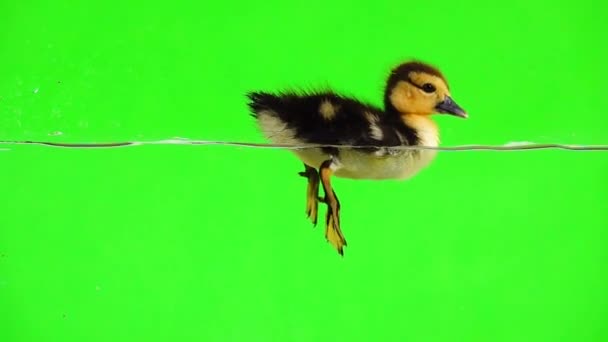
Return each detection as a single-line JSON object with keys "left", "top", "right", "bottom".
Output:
{"left": 247, "top": 91, "right": 417, "bottom": 152}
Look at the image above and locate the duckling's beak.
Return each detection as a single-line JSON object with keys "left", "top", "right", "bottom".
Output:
{"left": 436, "top": 96, "right": 467, "bottom": 118}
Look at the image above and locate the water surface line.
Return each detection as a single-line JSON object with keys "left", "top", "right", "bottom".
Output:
{"left": 0, "top": 139, "right": 607, "bottom": 151}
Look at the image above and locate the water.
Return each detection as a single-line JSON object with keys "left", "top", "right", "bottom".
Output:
{"left": 1, "top": 143, "right": 606, "bottom": 341}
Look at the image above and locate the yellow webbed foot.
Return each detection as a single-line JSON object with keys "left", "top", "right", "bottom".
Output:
{"left": 299, "top": 164, "right": 320, "bottom": 226}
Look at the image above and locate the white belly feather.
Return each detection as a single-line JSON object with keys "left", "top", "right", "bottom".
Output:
{"left": 294, "top": 146, "right": 437, "bottom": 180}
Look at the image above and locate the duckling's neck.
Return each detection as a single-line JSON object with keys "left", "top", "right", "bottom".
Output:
{"left": 401, "top": 114, "right": 440, "bottom": 147}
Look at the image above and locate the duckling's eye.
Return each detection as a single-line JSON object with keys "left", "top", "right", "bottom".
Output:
{"left": 421, "top": 83, "right": 436, "bottom": 93}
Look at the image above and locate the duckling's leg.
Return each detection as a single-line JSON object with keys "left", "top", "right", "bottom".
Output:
{"left": 298, "top": 164, "right": 320, "bottom": 226}
{"left": 319, "top": 159, "right": 347, "bottom": 255}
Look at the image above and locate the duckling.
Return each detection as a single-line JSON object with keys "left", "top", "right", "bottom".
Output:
{"left": 246, "top": 60, "right": 467, "bottom": 255}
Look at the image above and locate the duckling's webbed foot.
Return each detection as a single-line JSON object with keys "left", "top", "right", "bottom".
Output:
{"left": 319, "top": 159, "right": 347, "bottom": 255}
{"left": 299, "top": 164, "right": 320, "bottom": 226}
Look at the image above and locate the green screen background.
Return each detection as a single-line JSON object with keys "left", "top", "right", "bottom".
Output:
{"left": 1, "top": 1, "right": 607, "bottom": 341}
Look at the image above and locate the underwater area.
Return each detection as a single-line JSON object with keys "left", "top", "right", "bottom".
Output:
{"left": 1, "top": 1, "right": 607, "bottom": 341}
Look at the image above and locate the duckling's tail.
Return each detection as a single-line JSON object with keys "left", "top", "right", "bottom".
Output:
{"left": 245, "top": 91, "right": 295, "bottom": 145}
{"left": 246, "top": 92, "right": 281, "bottom": 118}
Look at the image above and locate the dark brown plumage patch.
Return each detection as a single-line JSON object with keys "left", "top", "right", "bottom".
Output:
{"left": 388, "top": 61, "right": 447, "bottom": 85}
{"left": 246, "top": 91, "right": 420, "bottom": 155}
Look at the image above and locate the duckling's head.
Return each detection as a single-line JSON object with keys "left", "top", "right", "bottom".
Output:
{"left": 384, "top": 61, "right": 467, "bottom": 118}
